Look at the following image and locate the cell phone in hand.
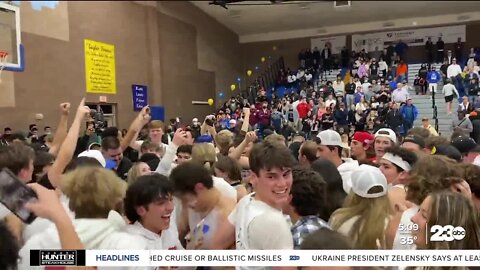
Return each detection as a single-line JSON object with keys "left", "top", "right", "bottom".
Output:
{"left": 0, "top": 168, "right": 38, "bottom": 224}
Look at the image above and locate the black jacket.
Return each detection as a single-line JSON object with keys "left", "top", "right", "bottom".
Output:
{"left": 386, "top": 109, "right": 404, "bottom": 129}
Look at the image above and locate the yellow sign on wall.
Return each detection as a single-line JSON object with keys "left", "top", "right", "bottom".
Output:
{"left": 84, "top": 39, "right": 116, "bottom": 94}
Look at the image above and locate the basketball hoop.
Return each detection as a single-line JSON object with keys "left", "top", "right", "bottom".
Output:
{"left": 0, "top": 51, "right": 9, "bottom": 84}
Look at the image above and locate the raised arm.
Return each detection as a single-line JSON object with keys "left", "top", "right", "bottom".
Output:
{"left": 48, "top": 98, "right": 90, "bottom": 188}
{"left": 241, "top": 107, "right": 251, "bottom": 134}
{"left": 122, "top": 106, "right": 151, "bottom": 152}
{"left": 48, "top": 103, "right": 71, "bottom": 157}
{"left": 200, "top": 115, "right": 217, "bottom": 137}
{"left": 155, "top": 128, "right": 186, "bottom": 176}
{"left": 24, "top": 183, "right": 96, "bottom": 270}
{"left": 228, "top": 131, "right": 257, "bottom": 166}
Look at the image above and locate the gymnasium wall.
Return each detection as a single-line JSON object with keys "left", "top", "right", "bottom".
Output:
{"left": 0, "top": 1, "right": 241, "bottom": 131}
{"left": 241, "top": 22, "right": 480, "bottom": 75}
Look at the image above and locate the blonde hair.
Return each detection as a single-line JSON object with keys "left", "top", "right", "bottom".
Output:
{"left": 330, "top": 188, "right": 393, "bottom": 249}
{"left": 148, "top": 120, "right": 164, "bottom": 131}
{"left": 192, "top": 143, "right": 217, "bottom": 170}
{"left": 215, "top": 130, "right": 234, "bottom": 154}
{"left": 426, "top": 192, "right": 480, "bottom": 250}
{"left": 60, "top": 167, "right": 126, "bottom": 218}
{"left": 126, "top": 162, "right": 146, "bottom": 186}
{"left": 406, "top": 192, "right": 480, "bottom": 270}
{"left": 264, "top": 133, "right": 286, "bottom": 146}
{"left": 406, "top": 155, "right": 462, "bottom": 205}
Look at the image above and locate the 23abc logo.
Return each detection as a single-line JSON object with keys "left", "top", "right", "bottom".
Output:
{"left": 430, "top": 225, "right": 465, "bottom": 242}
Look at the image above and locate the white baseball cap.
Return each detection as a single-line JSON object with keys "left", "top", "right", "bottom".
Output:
{"left": 374, "top": 128, "right": 397, "bottom": 144}
{"left": 350, "top": 165, "right": 388, "bottom": 198}
{"left": 78, "top": 150, "right": 106, "bottom": 168}
{"left": 192, "top": 118, "right": 199, "bottom": 123}
{"left": 316, "top": 130, "right": 343, "bottom": 148}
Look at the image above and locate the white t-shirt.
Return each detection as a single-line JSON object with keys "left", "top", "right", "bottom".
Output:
{"left": 187, "top": 176, "right": 237, "bottom": 238}
{"left": 228, "top": 193, "right": 293, "bottom": 270}
{"left": 447, "top": 64, "right": 462, "bottom": 78}
{"left": 188, "top": 208, "right": 221, "bottom": 247}
{"left": 212, "top": 176, "right": 237, "bottom": 200}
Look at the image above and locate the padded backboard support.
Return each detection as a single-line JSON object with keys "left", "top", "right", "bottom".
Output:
{"left": 0, "top": 2, "right": 24, "bottom": 72}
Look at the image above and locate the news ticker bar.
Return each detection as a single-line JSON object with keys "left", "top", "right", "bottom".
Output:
{"left": 30, "top": 250, "right": 480, "bottom": 267}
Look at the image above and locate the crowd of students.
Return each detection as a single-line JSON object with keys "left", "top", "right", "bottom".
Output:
{"left": 0, "top": 90, "right": 480, "bottom": 270}
{"left": 1, "top": 41, "right": 480, "bottom": 270}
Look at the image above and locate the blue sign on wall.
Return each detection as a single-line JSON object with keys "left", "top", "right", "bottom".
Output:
{"left": 150, "top": 106, "right": 165, "bottom": 121}
{"left": 132, "top": 85, "right": 148, "bottom": 111}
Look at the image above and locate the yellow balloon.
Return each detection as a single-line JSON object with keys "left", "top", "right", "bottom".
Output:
{"left": 261, "top": 57, "right": 266, "bottom": 62}
{"left": 207, "top": 98, "right": 214, "bottom": 106}
{"left": 247, "top": 70, "right": 252, "bottom": 76}
{"left": 230, "top": 84, "right": 236, "bottom": 91}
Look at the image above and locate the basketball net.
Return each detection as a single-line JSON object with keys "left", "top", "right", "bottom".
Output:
{"left": 0, "top": 51, "right": 8, "bottom": 84}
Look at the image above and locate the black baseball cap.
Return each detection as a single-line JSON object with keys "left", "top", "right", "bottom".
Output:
{"left": 293, "top": 131, "right": 306, "bottom": 138}
{"left": 433, "top": 144, "right": 462, "bottom": 162}
{"left": 451, "top": 136, "right": 477, "bottom": 154}
{"left": 403, "top": 135, "right": 425, "bottom": 149}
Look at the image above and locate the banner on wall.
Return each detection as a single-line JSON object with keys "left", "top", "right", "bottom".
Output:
{"left": 311, "top": 35, "right": 346, "bottom": 54}
{"left": 85, "top": 39, "right": 117, "bottom": 94}
{"left": 351, "top": 25, "right": 466, "bottom": 53}
{"left": 132, "top": 84, "right": 148, "bottom": 111}
{"left": 150, "top": 106, "right": 165, "bottom": 121}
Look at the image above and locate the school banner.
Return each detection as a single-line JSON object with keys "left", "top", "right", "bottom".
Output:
{"left": 85, "top": 39, "right": 117, "bottom": 94}
{"left": 311, "top": 35, "right": 346, "bottom": 54}
{"left": 351, "top": 25, "right": 466, "bottom": 53}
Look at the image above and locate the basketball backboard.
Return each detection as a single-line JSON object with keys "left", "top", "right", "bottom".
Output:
{"left": 0, "top": 2, "right": 23, "bottom": 72}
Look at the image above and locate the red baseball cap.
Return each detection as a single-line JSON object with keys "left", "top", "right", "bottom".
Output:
{"left": 352, "top": 132, "right": 374, "bottom": 145}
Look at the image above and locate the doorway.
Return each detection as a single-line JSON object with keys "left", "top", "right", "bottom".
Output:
{"left": 85, "top": 103, "right": 117, "bottom": 128}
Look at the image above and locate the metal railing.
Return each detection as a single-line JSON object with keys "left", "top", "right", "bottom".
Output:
{"left": 431, "top": 85, "right": 439, "bottom": 133}
{"left": 241, "top": 56, "right": 285, "bottom": 100}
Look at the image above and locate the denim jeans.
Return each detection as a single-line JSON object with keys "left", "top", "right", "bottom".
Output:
{"left": 390, "top": 67, "right": 397, "bottom": 79}
{"left": 346, "top": 94, "right": 355, "bottom": 110}
{"left": 469, "top": 95, "right": 477, "bottom": 104}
